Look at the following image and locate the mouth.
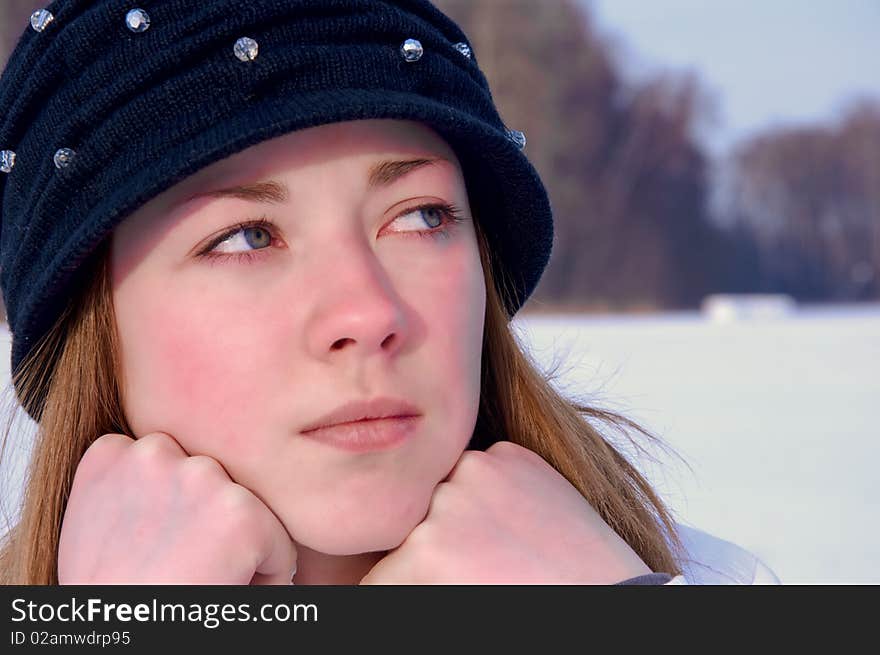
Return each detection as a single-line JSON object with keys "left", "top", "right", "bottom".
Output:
{"left": 299, "top": 416, "right": 420, "bottom": 453}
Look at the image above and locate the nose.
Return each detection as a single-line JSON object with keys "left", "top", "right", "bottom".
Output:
{"left": 304, "top": 236, "right": 409, "bottom": 363}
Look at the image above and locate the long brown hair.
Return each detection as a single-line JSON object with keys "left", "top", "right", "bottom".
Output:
{"left": 0, "top": 238, "right": 133, "bottom": 583}
{"left": 0, "top": 219, "right": 685, "bottom": 584}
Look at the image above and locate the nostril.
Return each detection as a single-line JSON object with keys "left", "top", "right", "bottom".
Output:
{"left": 331, "top": 338, "right": 354, "bottom": 351}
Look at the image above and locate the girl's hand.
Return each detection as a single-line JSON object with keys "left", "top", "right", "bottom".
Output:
{"left": 359, "top": 440, "right": 652, "bottom": 584}
{"left": 58, "top": 432, "right": 298, "bottom": 585}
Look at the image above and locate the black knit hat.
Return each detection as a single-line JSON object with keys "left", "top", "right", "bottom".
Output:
{"left": 0, "top": 0, "right": 553, "bottom": 412}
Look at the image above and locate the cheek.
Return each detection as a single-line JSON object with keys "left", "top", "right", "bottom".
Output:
{"left": 116, "top": 286, "right": 272, "bottom": 452}
{"left": 439, "top": 237, "right": 484, "bottom": 352}
{"left": 398, "top": 235, "right": 486, "bottom": 429}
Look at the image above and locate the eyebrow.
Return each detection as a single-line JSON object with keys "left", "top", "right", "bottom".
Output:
{"left": 180, "top": 157, "right": 449, "bottom": 206}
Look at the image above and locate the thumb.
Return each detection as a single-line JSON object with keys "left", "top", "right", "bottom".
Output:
{"left": 245, "top": 492, "right": 298, "bottom": 586}
{"left": 251, "top": 560, "right": 297, "bottom": 585}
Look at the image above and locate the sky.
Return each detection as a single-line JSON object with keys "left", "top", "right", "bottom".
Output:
{"left": 583, "top": 0, "right": 880, "bottom": 154}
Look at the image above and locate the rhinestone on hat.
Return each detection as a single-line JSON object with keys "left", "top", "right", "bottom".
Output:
{"left": 1, "top": 150, "right": 16, "bottom": 173}
{"left": 30, "top": 9, "right": 54, "bottom": 32}
{"left": 400, "top": 38, "right": 423, "bottom": 62}
{"left": 54, "top": 148, "right": 76, "bottom": 169}
{"left": 234, "top": 37, "right": 259, "bottom": 62}
{"left": 506, "top": 129, "right": 527, "bottom": 150}
{"left": 452, "top": 42, "right": 472, "bottom": 59}
{"left": 125, "top": 8, "right": 151, "bottom": 33}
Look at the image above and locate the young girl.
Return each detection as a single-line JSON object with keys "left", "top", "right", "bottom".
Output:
{"left": 0, "top": 0, "right": 778, "bottom": 585}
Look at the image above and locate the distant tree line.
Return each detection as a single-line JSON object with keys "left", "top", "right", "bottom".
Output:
{"left": 1, "top": 0, "right": 877, "bottom": 322}
{"left": 435, "top": 0, "right": 879, "bottom": 309}
{"left": 717, "top": 102, "right": 880, "bottom": 301}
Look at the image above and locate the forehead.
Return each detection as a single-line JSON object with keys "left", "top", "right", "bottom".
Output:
{"left": 170, "top": 118, "right": 462, "bottom": 200}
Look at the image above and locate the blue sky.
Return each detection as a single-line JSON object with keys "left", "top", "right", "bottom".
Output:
{"left": 583, "top": 0, "right": 880, "bottom": 154}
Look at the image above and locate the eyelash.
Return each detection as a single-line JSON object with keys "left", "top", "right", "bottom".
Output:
{"left": 197, "top": 201, "right": 468, "bottom": 265}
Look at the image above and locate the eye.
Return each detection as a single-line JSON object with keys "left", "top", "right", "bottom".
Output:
{"left": 197, "top": 202, "right": 469, "bottom": 265}
{"left": 386, "top": 202, "right": 467, "bottom": 239}
{"left": 210, "top": 224, "right": 272, "bottom": 255}
{"left": 197, "top": 216, "right": 278, "bottom": 263}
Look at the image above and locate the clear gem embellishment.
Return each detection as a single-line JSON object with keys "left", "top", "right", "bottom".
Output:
{"left": 125, "top": 8, "right": 151, "bottom": 33}
{"left": 54, "top": 148, "right": 76, "bottom": 169}
{"left": 452, "top": 42, "right": 472, "bottom": 59}
{"left": 234, "top": 37, "right": 259, "bottom": 62}
{"left": 30, "top": 9, "right": 54, "bottom": 32}
{"left": 506, "top": 129, "right": 527, "bottom": 149}
{"left": 1, "top": 150, "right": 16, "bottom": 173}
{"left": 400, "top": 38, "right": 423, "bottom": 62}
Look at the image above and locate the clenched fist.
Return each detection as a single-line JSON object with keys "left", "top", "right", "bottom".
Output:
{"left": 58, "top": 432, "right": 297, "bottom": 585}
{"left": 359, "top": 440, "right": 653, "bottom": 584}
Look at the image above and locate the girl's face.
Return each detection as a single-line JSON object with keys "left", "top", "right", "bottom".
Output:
{"left": 110, "top": 119, "right": 486, "bottom": 555}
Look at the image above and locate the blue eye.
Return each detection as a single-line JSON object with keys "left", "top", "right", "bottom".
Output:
{"left": 212, "top": 225, "right": 272, "bottom": 254}
{"left": 388, "top": 202, "right": 467, "bottom": 238}
{"left": 395, "top": 205, "right": 444, "bottom": 230}
{"left": 198, "top": 202, "right": 468, "bottom": 265}
{"left": 197, "top": 216, "right": 278, "bottom": 264}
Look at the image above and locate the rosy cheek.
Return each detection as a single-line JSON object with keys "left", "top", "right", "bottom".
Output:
{"left": 401, "top": 238, "right": 484, "bottom": 419}
{"left": 127, "top": 293, "right": 265, "bottom": 452}
{"left": 425, "top": 240, "right": 484, "bottom": 340}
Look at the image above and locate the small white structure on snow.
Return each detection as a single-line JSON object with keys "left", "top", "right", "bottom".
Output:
{"left": 700, "top": 294, "right": 797, "bottom": 322}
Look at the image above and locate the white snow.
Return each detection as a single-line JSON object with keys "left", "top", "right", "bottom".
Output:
{"left": 512, "top": 302, "right": 880, "bottom": 584}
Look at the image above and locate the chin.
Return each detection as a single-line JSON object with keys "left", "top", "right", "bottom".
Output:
{"left": 290, "top": 486, "right": 433, "bottom": 555}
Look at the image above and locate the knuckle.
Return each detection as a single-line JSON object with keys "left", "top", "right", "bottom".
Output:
{"left": 92, "top": 432, "right": 133, "bottom": 450}
{"left": 425, "top": 481, "right": 464, "bottom": 518}
{"left": 86, "top": 433, "right": 132, "bottom": 460}
{"left": 404, "top": 518, "right": 434, "bottom": 550}
{"left": 455, "top": 449, "right": 492, "bottom": 474}
{"left": 404, "top": 521, "right": 441, "bottom": 565}
{"left": 223, "top": 482, "right": 254, "bottom": 505}
{"left": 488, "top": 440, "right": 542, "bottom": 466}
{"left": 181, "top": 454, "right": 225, "bottom": 478}
{"left": 133, "top": 432, "right": 182, "bottom": 459}
{"left": 459, "top": 449, "right": 486, "bottom": 464}
{"left": 219, "top": 484, "right": 260, "bottom": 522}
{"left": 429, "top": 480, "right": 456, "bottom": 506}
{"left": 77, "top": 433, "right": 132, "bottom": 476}
{"left": 486, "top": 439, "right": 522, "bottom": 457}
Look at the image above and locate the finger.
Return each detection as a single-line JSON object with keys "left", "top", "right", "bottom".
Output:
{"left": 77, "top": 433, "right": 135, "bottom": 476}
{"left": 133, "top": 431, "right": 192, "bottom": 457}
{"left": 440, "top": 448, "right": 474, "bottom": 483}
{"left": 358, "top": 539, "right": 421, "bottom": 585}
{"left": 359, "top": 558, "right": 392, "bottom": 585}
{"left": 245, "top": 490, "right": 298, "bottom": 585}
{"left": 91, "top": 432, "right": 135, "bottom": 451}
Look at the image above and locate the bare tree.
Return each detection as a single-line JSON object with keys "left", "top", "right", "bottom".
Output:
{"left": 723, "top": 101, "right": 880, "bottom": 300}
{"left": 436, "top": 0, "right": 722, "bottom": 310}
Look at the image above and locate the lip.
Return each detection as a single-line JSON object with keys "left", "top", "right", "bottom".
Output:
{"left": 299, "top": 415, "right": 421, "bottom": 453}
{"left": 299, "top": 396, "right": 422, "bottom": 433}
